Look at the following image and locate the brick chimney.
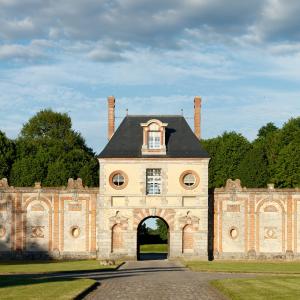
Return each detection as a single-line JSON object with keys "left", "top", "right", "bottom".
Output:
{"left": 107, "top": 96, "right": 115, "bottom": 140}
{"left": 194, "top": 96, "right": 201, "bottom": 139}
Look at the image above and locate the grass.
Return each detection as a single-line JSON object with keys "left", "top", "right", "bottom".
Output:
{"left": 140, "top": 244, "right": 168, "bottom": 253}
{"left": 211, "top": 276, "right": 300, "bottom": 300}
{"left": 0, "top": 259, "right": 117, "bottom": 274}
{"left": 0, "top": 260, "right": 119, "bottom": 300}
{"left": 185, "top": 260, "right": 300, "bottom": 274}
{"left": 0, "top": 275, "right": 96, "bottom": 300}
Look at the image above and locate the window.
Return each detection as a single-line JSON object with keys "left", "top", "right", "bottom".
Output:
{"left": 112, "top": 173, "right": 125, "bottom": 186}
{"left": 109, "top": 171, "right": 128, "bottom": 190}
{"left": 183, "top": 173, "right": 196, "bottom": 186}
{"left": 146, "top": 169, "right": 161, "bottom": 195}
{"left": 148, "top": 131, "right": 161, "bottom": 149}
{"left": 179, "top": 170, "right": 199, "bottom": 190}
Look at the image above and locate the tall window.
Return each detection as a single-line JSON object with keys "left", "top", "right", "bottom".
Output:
{"left": 146, "top": 169, "right": 161, "bottom": 195}
{"left": 148, "top": 131, "right": 161, "bottom": 149}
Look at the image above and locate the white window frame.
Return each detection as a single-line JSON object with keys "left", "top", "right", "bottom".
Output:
{"left": 146, "top": 169, "right": 161, "bottom": 195}
{"left": 148, "top": 131, "right": 161, "bottom": 149}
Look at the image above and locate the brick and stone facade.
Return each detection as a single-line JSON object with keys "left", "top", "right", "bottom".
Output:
{"left": 0, "top": 178, "right": 97, "bottom": 259}
{"left": 1, "top": 177, "right": 300, "bottom": 260}
{"left": 213, "top": 179, "right": 300, "bottom": 260}
{"left": 97, "top": 158, "right": 209, "bottom": 259}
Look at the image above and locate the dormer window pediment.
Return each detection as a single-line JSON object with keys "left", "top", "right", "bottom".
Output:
{"left": 140, "top": 119, "right": 168, "bottom": 155}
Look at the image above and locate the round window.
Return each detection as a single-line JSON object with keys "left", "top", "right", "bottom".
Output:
{"left": 109, "top": 171, "right": 128, "bottom": 190}
{"left": 183, "top": 173, "right": 196, "bottom": 186}
{"left": 112, "top": 174, "right": 125, "bottom": 186}
{"left": 180, "top": 170, "right": 199, "bottom": 189}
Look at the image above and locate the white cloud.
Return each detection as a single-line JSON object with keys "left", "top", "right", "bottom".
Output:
{"left": 0, "top": 43, "right": 46, "bottom": 61}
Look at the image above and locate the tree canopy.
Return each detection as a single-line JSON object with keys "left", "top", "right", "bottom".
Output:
{"left": 0, "top": 131, "right": 15, "bottom": 179}
{"left": 203, "top": 117, "right": 300, "bottom": 189}
{"left": 9, "top": 109, "right": 98, "bottom": 187}
{"left": 0, "top": 109, "right": 299, "bottom": 189}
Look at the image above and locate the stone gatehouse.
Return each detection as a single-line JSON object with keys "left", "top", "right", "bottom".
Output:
{"left": 0, "top": 96, "right": 299, "bottom": 260}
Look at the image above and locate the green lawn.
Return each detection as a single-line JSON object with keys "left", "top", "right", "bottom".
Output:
{"left": 0, "top": 275, "right": 95, "bottom": 300}
{"left": 140, "top": 244, "right": 168, "bottom": 253}
{"left": 0, "top": 259, "right": 116, "bottom": 274}
{"left": 185, "top": 260, "right": 300, "bottom": 274}
{"left": 211, "top": 276, "right": 300, "bottom": 300}
{"left": 0, "top": 260, "right": 119, "bottom": 300}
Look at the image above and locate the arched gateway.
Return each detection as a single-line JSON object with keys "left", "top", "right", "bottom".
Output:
{"left": 137, "top": 216, "right": 169, "bottom": 260}
{"left": 97, "top": 97, "right": 209, "bottom": 260}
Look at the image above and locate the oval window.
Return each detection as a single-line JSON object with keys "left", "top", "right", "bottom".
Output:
{"left": 180, "top": 171, "right": 199, "bottom": 189}
{"left": 229, "top": 227, "right": 238, "bottom": 239}
{"left": 109, "top": 171, "right": 128, "bottom": 189}
{"left": 183, "top": 173, "right": 196, "bottom": 187}
{"left": 112, "top": 174, "right": 125, "bottom": 186}
{"left": 71, "top": 226, "right": 80, "bottom": 238}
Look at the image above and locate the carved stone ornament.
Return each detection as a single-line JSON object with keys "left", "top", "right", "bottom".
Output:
{"left": 179, "top": 211, "right": 199, "bottom": 229}
{"left": 224, "top": 179, "right": 243, "bottom": 192}
{"left": 109, "top": 211, "right": 128, "bottom": 229}
{"left": 264, "top": 226, "right": 277, "bottom": 239}
{"left": 67, "top": 178, "right": 84, "bottom": 190}
{"left": 34, "top": 182, "right": 42, "bottom": 189}
{"left": 31, "top": 226, "right": 45, "bottom": 238}
{"left": 0, "top": 178, "right": 8, "bottom": 189}
{"left": 0, "top": 225, "right": 6, "bottom": 238}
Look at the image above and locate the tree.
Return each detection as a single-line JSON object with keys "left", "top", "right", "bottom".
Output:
{"left": 0, "top": 131, "right": 15, "bottom": 179}
{"left": 257, "top": 122, "right": 278, "bottom": 139}
{"left": 236, "top": 143, "right": 269, "bottom": 188}
{"left": 10, "top": 109, "right": 98, "bottom": 187}
{"left": 156, "top": 219, "right": 168, "bottom": 241}
{"left": 202, "top": 132, "right": 251, "bottom": 188}
{"left": 273, "top": 141, "right": 300, "bottom": 188}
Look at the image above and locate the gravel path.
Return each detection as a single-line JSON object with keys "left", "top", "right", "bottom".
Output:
{"left": 83, "top": 259, "right": 251, "bottom": 300}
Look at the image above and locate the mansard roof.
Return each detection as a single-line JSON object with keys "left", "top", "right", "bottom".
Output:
{"left": 98, "top": 115, "right": 209, "bottom": 158}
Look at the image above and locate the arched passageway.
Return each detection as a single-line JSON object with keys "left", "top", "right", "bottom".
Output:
{"left": 137, "top": 216, "right": 169, "bottom": 260}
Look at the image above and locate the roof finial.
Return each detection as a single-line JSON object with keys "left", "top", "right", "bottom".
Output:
{"left": 126, "top": 108, "right": 128, "bottom": 116}
{"left": 181, "top": 109, "right": 183, "bottom": 116}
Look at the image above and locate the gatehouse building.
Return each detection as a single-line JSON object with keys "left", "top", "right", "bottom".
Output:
{"left": 0, "top": 96, "right": 299, "bottom": 260}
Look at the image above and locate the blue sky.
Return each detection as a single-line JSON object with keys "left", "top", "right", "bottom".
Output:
{"left": 0, "top": 0, "right": 300, "bottom": 153}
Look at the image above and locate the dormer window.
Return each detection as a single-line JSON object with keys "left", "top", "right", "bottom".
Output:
{"left": 140, "top": 119, "right": 168, "bottom": 155}
{"left": 148, "top": 131, "right": 160, "bottom": 149}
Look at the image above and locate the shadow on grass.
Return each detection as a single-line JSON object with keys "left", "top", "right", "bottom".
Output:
{"left": 0, "top": 264, "right": 186, "bottom": 291}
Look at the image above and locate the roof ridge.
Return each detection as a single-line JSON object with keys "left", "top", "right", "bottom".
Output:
{"left": 126, "top": 114, "right": 184, "bottom": 117}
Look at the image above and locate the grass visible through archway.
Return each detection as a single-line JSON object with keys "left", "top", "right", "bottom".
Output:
{"left": 140, "top": 244, "right": 168, "bottom": 253}
{"left": 137, "top": 217, "right": 169, "bottom": 259}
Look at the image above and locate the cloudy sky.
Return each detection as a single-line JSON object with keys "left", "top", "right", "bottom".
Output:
{"left": 0, "top": 0, "right": 300, "bottom": 153}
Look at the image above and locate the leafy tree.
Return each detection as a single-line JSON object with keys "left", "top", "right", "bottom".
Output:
{"left": 156, "top": 218, "right": 168, "bottom": 241}
{"left": 202, "top": 132, "right": 251, "bottom": 188}
{"left": 10, "top": 109, "right": 98, "bottom": 187}
{"left": 0, "top": 131, "right": 15, "bottom": 179}
{"left": 273, "top": 142, "right": 300, "bottom": 188}
{"left": 236, "top": 143, "right": 269, "bottom": 188}
{"left": 257, "top": 122, "right": 278, "bottom": 139}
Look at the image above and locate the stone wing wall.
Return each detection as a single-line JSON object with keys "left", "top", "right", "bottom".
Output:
{"left": 0, "top": 178, "right": 97, "bottom": 259}
{"left": 213, "top": 179, "right": 300, "bottom": 259}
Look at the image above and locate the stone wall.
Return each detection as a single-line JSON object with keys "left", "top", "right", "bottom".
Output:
{"left": 213, "top": 179, "right": 300, "bottom": 260}
{"left": 0, "top": 178, "right": 97, "bottom": 259}
{"left": 2, "top": 176, "right": 300, "bottom": 260}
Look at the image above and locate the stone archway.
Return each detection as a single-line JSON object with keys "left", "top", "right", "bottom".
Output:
{"left": 136, "top": 216, "right": 169, "bottom": 260}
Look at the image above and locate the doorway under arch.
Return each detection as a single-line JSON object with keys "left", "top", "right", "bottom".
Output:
{"left": 137, "top": 216, "right": 169, "bottom": 260}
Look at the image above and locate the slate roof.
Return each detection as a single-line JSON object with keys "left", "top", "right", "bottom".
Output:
{"left": 98, "top": 115, "right": 209, "bottom": 158}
